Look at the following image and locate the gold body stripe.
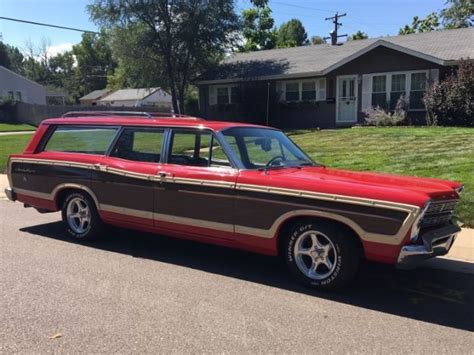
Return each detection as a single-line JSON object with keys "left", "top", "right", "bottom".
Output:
{"left": 8, "top": 157, "right": 421, "bottom": 245}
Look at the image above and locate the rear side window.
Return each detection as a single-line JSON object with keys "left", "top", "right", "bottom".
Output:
{"left": 110, "top": 128, "right": 165, "bottom": 163}
{"left": 44, "top": 126, "right": 118, "bottom": 154}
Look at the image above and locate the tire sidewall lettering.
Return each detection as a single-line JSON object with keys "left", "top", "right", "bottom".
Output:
{"left": 286, "top": 223, "right": 343, "bottom": 287}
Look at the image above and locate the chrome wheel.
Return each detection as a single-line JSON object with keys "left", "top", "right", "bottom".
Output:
{"left": 293, "top": 230, "right": 337, "bottom": 280}
{"left": 66, "top": 197, "right": 91, "bottom": 235}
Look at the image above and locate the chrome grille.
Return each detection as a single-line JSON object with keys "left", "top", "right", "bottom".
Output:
{"left": 421, "top": 199, "right": 458, "bottom": 228}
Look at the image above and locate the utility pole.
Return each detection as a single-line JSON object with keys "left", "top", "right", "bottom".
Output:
{"left": 324, "top": 12, "right": 347, "bottom": 45}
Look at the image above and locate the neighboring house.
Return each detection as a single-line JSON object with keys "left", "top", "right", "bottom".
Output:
{"left": 79, "top": 89, "right": 112, "bottom": 106}
{"left": 98, "top": 88, "right": 173, "bottom": 109}
{"left": 0, "top": 65, "right": 46, "bottom": 105}
{"left": 197, "top": 28, "right": 474, "bottom": 128}
{"left": 46, "top": 90, "right": 68, "bottom": 106}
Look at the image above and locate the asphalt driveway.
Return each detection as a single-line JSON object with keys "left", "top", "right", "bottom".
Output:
{"left": 1, "top": 201, "right": 473, "bottom": 353}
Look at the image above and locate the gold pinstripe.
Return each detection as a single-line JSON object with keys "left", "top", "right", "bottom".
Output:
{"left": 8, "top": 157, "right": 422, "bottom": 245}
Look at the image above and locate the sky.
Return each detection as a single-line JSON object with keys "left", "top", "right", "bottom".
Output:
{"left": 0, "top": 0, "right": 447, "bottom": 56}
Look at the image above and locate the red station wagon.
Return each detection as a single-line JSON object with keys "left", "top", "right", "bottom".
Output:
{"left": 5, "top": 112, "right": 464, "bottom": 290}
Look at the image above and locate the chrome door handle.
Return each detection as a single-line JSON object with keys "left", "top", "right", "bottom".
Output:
{"left": 157, "top": 171, "right": 173, "bottom": 178}
{"left": 93, "top": 163, "right": 107, "bottom": 170}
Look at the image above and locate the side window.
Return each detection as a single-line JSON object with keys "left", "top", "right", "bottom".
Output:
{"left": 169, "top": 130, "right": 231, "bottom": 167}
{"left": 44, "top": 126, "right": 118, "bottom": 154}
{"left": 110, "top": 128, "right": 164, "bottom": 163}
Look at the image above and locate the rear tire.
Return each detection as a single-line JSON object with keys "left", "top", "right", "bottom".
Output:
{"left": 61, "top": 191, "right": 103, "bottom": 240}
{"left": 283, "top": 220, "right": 360, "bottom": 291}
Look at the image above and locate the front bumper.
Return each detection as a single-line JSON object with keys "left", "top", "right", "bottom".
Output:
{"left": 396, "top": 224, "right": 461, "bottom": 269}
{"left": 4, "top": 187, "right": 16, "bottom": 201}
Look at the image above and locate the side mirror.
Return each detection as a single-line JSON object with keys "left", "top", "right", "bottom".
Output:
{"left": 255, "top": 137, "right": 272, "bottom": 152}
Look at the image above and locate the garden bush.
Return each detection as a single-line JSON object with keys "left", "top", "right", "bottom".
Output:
{"left": 363, "top": 95, "right": 407, "bottom": 126}
{"left": 424, "top": 59, "right": 474, "bottom": 126}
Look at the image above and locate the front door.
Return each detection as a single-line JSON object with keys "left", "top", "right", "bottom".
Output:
{"left": 154, "top": 128, "right": 238, "bottom": 240}
{"left": 337, "top": 75, "right": 358, "bottom": 123}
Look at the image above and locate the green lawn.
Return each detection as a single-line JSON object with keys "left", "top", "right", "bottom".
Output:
{"left": 0, "top": 134, "right": 33, "bottom": 172}
{"left": 0, "top": 123, "right": 36, "bottom": 132}
{"left": 287, "top": 127, "right": 473, "bottom": 227}
{"left": 0, "top": 126, "right": 472, "bottom": 226}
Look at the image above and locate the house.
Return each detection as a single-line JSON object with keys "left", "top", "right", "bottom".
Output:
{"left": 197, "top": 28, "right": 474, "bottom": 128}
{"left": 98, "top": 88, "right": 172, "bottom": 109}
{"left": 0, "top": 65, "right": 46, "bottom": 105}
{"left": 79, "top": 89, "right": 111, "bottom": 106}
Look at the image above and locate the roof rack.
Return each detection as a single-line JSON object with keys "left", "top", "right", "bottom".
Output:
{"left": 60, "top": 111, "right": 202, "bottom": 120}
{"left": 62, "top": 111, "right": 154, "bottom": 118}
{"left": 61, "top": 111, "right": 198, "bottom": 120}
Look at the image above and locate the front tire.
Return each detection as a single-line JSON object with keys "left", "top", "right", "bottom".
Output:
{"left": 61, "top": 191, "right": 103, "bottom": 240}
{"left": 283, "top": 221, "right": 361, "bottom": 291}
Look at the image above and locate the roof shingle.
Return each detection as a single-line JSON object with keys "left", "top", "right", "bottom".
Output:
{"left": 200, "top": 28, "right": 474, "bottom": 82}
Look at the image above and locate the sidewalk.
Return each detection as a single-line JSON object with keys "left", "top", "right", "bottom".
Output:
{"left": 0, "top": 174, "right": 472, "bottom": 264}
{"left": 0, "top": 131, "right": 35, "bottom": 136}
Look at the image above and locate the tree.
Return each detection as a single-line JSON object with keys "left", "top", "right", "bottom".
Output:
{"left": 5, "top": 44, "right": 25, "bottom": 74}
{"left": 72, "top": 32, "right": 116, "bottom": 97}
{"left": 441, "top": 0, "right": 474, "bottom": 28}
{"left": 348, "top": 31, "right": 368, "bottom": 40}
{"left": 89, "top": 0, "right": 240, "bottom": 114}
{"left": 276, "top": 19, "right": 308, "bottom": 48}
{"left": 240, "top": 0, "right": 276, "bottom": 52}
{"left": 0, "top": 41, "right": 11, "bottom": 69}
{"left": 48, "top": 51, "right": 78, "bottom": 101}
{"left": 310, "top": 35, "right": 326, "bottom": 45}
{"left": 399, "top": 13, "right": 440, "bottom": 35}
{"left": 22, "top": 38, "right": 53, "bottom": 86}
{"left": 107, "top": 23, "right": 165, "bottom": 90}
{"left": 424, "top": 60, "right": 474, "bottom": 126}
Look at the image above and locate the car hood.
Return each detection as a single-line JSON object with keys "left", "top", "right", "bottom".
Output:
{"left": 242, "top": 166, "right": 461, "bottom": 207}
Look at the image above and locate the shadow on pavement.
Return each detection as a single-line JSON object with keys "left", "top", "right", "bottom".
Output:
{"left": 21, "top": 221, "right": 474, "bottom": 332}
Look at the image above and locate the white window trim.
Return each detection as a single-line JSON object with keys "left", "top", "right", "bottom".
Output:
{"left": 210, "top": 84, "right": 239, "bottom": 105}
{"left": 281, "top": 78, "right": 326, "bottom": 103}
{"left": 367, "top": 70, "right": 429, "bottom": 111}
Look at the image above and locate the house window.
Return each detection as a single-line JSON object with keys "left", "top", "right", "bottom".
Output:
{"left": 367, "top": 70, "right": 429, "bottom": 111}
{"left": 409, "top": 72, "right": 427, "bottom": 109}
{"left": 15, "top": 91, "right": 22, "bottom": 102}
{"left": 212, "top": 85, "right": 241, "bottom": 105}
{"left": 301, "top": 82, "right": 316, "bottom": 100}
{"left": 372, "top": 75, "right": 387, "bottom": 108}
{"left": 390, "top": 74, "right": 406, "bottom": 110}
{"left": 283, "top": 79, "right": 326, "bottom": 102}
{"left": 217, "top": 87, "right": 229, "bottom": 104}
{"left": 285, "top": 83, "right": 300, "bottom": 101}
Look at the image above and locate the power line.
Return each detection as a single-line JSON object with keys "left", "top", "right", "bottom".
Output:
{"left": 271, "top": 1, "right": 335, "bottom": 14}
{"left": 0, "top": 16, "right": 100, "bottom": 34}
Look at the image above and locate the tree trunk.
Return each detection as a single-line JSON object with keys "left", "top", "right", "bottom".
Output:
{"left": 170, "top": 87, "right": 179, "bottom": 114}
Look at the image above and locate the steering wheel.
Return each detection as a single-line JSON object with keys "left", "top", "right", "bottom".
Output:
{"left": 266, "top": 155, "right": 285, "bottom": 167}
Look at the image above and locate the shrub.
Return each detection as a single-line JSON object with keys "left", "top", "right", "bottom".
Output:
{"left": 424, "top": 59, "right": 474, "bottom": 126}
{"left": 364, "top": 95, "right": 407, "bottom": 126}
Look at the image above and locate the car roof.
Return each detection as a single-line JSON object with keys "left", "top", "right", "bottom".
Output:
{"left": 41, "top": 116, "right": 271, "bottom": 132}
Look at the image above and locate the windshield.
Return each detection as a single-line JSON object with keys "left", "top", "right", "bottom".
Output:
{"left": 221, "top": 127, "right": 316, "bottom": 169}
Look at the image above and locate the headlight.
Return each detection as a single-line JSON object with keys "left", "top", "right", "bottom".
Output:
{"left": 410, "top": 200, "right": 431, "bottom": 242}
{"left": 455, "top": 185, "right": 464, "bottom": 194}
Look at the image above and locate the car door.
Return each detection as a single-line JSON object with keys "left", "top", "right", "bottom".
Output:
{"left": 153, "top": 128, "right": 238, "bottom": 240}
{"left": 96, "top": 127, "right": 166, "bottom": 227}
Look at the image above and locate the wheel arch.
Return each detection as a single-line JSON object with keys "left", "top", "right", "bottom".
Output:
{"left": 53, "top": 184, "right": 100, "bottom": 210}
{"left": 275, "top": 212, "right": 365, "bottom": 257}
